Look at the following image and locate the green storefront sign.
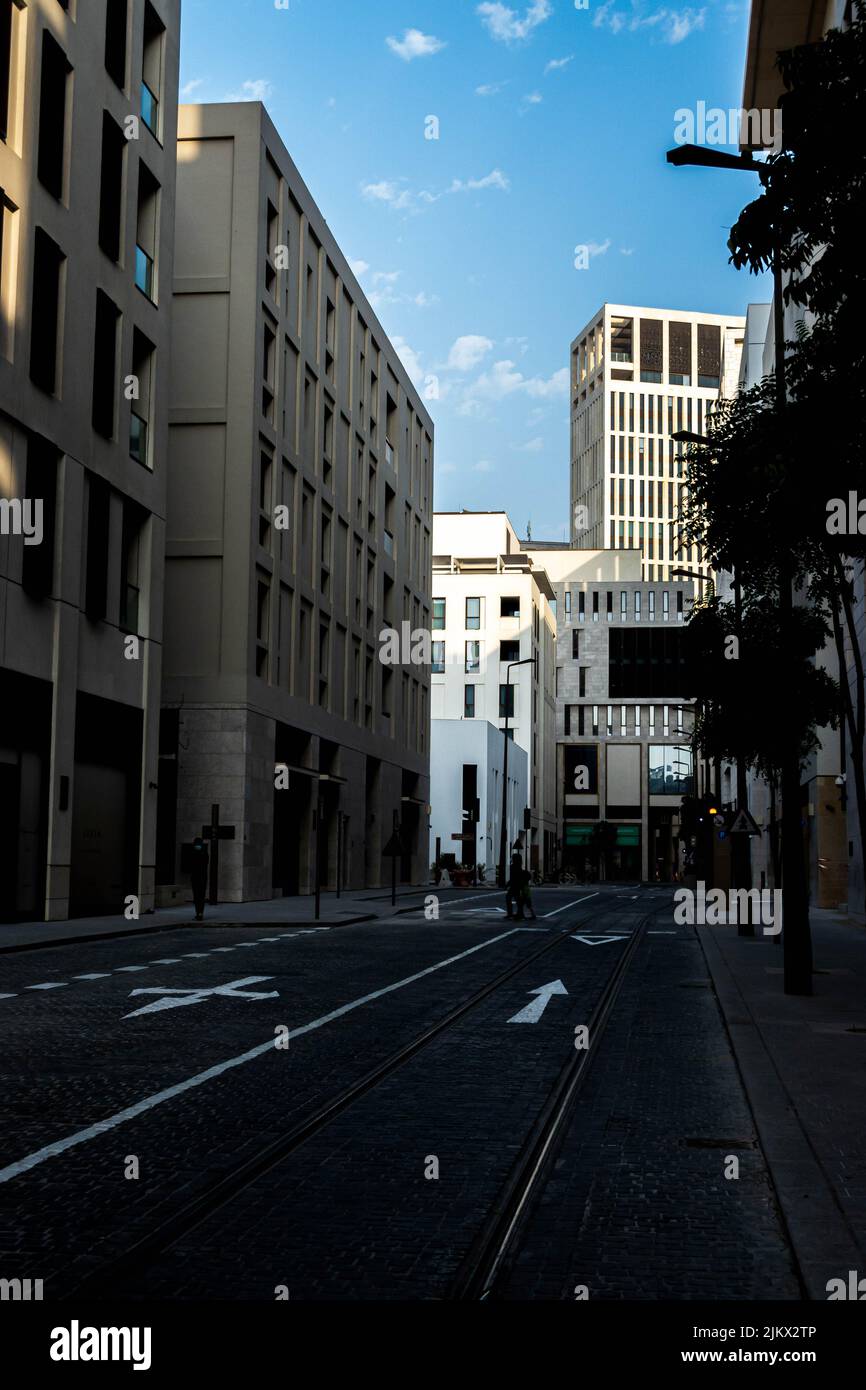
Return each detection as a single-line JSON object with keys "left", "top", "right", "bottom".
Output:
{"left": 565, "top": 824, "right": 640, "bottom": 847}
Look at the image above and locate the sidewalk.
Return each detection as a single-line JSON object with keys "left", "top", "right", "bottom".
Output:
{"left": 699, "top": 908, "right": 866, "bottom": 1299}
{"left": 0, "top": 884, "right": 447, "bottom": 952}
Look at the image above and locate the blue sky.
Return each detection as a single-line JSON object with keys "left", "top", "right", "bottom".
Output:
{"left": 179, "top": 0, "right": 771, "bottom": 540}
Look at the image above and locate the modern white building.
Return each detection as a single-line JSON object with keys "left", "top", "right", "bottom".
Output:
{"left": 431, "top": 512, "right": 557, "bottom": 874}
{"left": 570, "top": 304, "right": 745, "bottom": 585}
{"left": 429, "top": 719, "right": 527, "bottom": 879}
{"left": 524, "top": 544, "right": 698, "bottom": 881}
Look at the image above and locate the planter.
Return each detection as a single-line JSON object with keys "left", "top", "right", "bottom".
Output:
{"left": 450, "top": 869, "right": 472, "bottom": 888}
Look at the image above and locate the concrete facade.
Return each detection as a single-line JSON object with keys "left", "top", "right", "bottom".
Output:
{"left": 160, "top": 102, "right": 433, "bottom": 902}
{"left": 431, "top": 512, "right": 557, "bottom": 874}
{"left": 524, "top": 545, "right": 698, "bottom": 882}
{"left": 570, "top": 303, "right": 745, "bottom": 585}
{"left": 429, "top": 719, "right": 528, "bottom": 879}
{"left": 0, "top": 0, "right": 180, "bottom": 920}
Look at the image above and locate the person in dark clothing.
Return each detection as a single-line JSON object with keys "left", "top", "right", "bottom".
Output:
{"left": 519, "top": 867, "right": 537, "bottom": 921}
{"left": 190, "top": 836, "right": 209, "bottom": 921}
{"left": 505, "top": 851, "right": 524, "bottom": 919}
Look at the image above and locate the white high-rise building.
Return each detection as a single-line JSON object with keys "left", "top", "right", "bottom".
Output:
{"left": 570, "top": 304, "right": 745, "bottom": 585}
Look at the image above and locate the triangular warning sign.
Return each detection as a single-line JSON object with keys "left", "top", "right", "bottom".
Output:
{"left": 728, "top": 808, "right": 761, "bottom": 835}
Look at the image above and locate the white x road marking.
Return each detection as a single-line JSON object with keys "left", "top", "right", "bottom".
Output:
{"left": 123, "top": 975, "right": 278, "bottom": 1019}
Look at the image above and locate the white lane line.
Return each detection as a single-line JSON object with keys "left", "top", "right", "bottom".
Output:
{"left": 541, "top": 892, "right": 599, "bottom": 919}
{"left": 0, "top": 993, "right": 18, "bottom": 1000}
{"left": 153, "top": 959, "right": 182, "bottom": 965}
{"left": 27, "top": 983, "right": 67, "bottom": 991}
{"left": 182, "top": 953, "right": 210, "bottom": 958}
{"left": 74, "top": 974, "right": 112, "bottom": 981}
{"left": 0, "top": 928, "right": 524, "bottom": 1185}
{"left": 114, "top": 966, "right": 149, "bottom": 972}
{"left": 211, "top": 947, "right": 238, "bottom": 953}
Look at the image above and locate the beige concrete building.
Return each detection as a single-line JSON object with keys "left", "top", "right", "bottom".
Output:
{"left": 159, "top": 101, "right": 433, "bottom": 902}
{"left": 0, "top": 0, "right": 179, "bottom": 919}
{"left": 523, "top": 544, "right": 698, "bottom": 882}
{"left": 570, "top": 304, "right": 745, "bottom": 585}
{"left": 431, "top": 512, "right": 557, "bottom": 873}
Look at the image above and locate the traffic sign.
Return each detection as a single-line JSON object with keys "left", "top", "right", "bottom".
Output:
{"left": 729, "top": 808, "right": 761, "bottom": 835}
{"left": 382, "top": 832, "right": 403, "bottom": 857}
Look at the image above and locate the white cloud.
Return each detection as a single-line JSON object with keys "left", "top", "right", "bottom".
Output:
{"left": 520, "top": 92, "right": 543, "bottom": 110}
{"left": 544, "top": 55, "right": 574, "bottom": 75}
{"left": 349, "top": 259, "right": 370, "bottom": 277}
{"left": 225, "top": 79, "right": 272, "bottom": 102}
{"left": 363, "top": 170, "right": 509, "bottom": 213}
{"left": 386, "top": 29, "right": 446, "bottom": 61}
{"left": 584, "top": 238, "right": 612, "bottom": 258}
{"left": 592, "top": 4, "right": 707, "bottom": 44}
{"left": 513, "top": 437, "right": 545, "bottom": 453}
{"left": 620, "top": 246, "right": 635, "bottom": 256}
{"left": 476, "top": 81, "right": 507, "bottom": 96}
{"left": 372, "top": 270, "right": 402, "bottom": 286}
{"left": 477, "top": 1, "right": 553, "bottom": 43}
{"left": 473, "top": 459, "right": 495, "bottom": 472}
{"left": 392, "top": 336, "right": 425, "bottom": 387}
{"left": 447, "top": 335, "right": 494, "bottom": 371}
{"left": 460, "top": 359, "right": 568, "bottom": 413}
{"left": 448, "top": 168, "right": 510, "bottom": 194}
{"left": 180, "top": 78, "right": 205, "bottom": 98}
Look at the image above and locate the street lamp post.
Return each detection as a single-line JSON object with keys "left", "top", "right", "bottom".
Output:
{"left": 497, "top": 656, "right": 537, "bottom": 888}
{"left": 667, "top": 143, "right": 811, "bottom": 990}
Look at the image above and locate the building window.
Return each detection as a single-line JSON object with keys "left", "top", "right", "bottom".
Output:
{"left": 464, "top": 685, "right": 475, "bottom": 719}
{"left": 578, "top": 666, "right": 586, "bottom": 698}
{"left": 677, "top": 590, "right": 684, "bottom": 622}
{"left": 578, "top": 590, "right": 585, "bottom": 622}
{"left": 634, "top": 705, "right": 641, "bottom": 734}
{"left": 92, "top": 290, "right": 120, "bottom": 438}
{"left": 1, "top": 0, "right": 16, "bottom": 143}
{"left": 621, "top": 591, "right": 628, "bottom": 622}
{"left": 572, "top": 630, "right": 579, "bottom": 660}
{"left": 466, "top": 596, "right": 481, "bottom": 630}
{"left": 634, "top": 591, "right": 642, "bottom": 622}
{"left": 141, "top": 1, "right": 165, "bottom": 137}
{"left": 648, "top": 591, "right": 655, "bottom": 622}
{"left": 22, "top": 434, "right": 58, "bottom": 599}
{"left": 620, "top": 704, "right": 627, "bottom": 736}
{"left": 85, "top": 474, "right": 111, "bottom": 618}
{"left": 120, "top": 499, "right": 146, "bottom": 634}
{"left": 663, "top": 704, "right": 670, "bottom": 736}
{"left": 98, "top": 112, "right": 125, "bottom": 263}
{"left": 135, "top": 161, "right": 159, "bottom": 301}
{"left": 578, "top": 705, "right": 585, "bottom": 735}
{"left": 501, "top": 595, "right": 520, "bottom": 619}
{"left": 564, "top": 589, "right": 571, "bottom": 621}
{"left": 499, "top": 684, "right": 515, "bottom": 719}
{"left": 591, "top": 705, "right": 599, "bottom": 736}
{"left": 37, "top": 31, "right": 70, "bottom": 201}
{"left": 465, "top": 640, "right": 480, "bottom": 673}
{"left": 129, "top": 327, "right": 154, "bottom": 466}
{"left": 105, "top": 0, "right": 129, "bottom": 89}
{"left": 564, "top": 705, "right": 571, "bottom": 736}
{"left": 432, "top": 641, "right": 445, "bottom": 674}
{"left": 663, "top": 590, "right": 670, "bottom": 622}
{"left": 29, "top": 228, "right": 65, "bottom": 395}
{"left": 592, "top": 591, "right": 599, "bottom": 622}
{"left": 432, "top": 597, "right": 445, "bottom": 629}
{"left": 500, "top": 639, "right": 520, "bottom": 663}
{"left": 610, "top": 315, "right": 633, "bottom": 362}
{"left": 606, "top": 590, "right": 612, "bottom": 622}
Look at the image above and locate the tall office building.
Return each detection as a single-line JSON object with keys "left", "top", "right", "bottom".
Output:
{"left": 570, "top": 304, "right": 745, "bottom": 584}
{"left": 0, "top": 0, "right": 180, "bottom": 920}
{"left": 431, "top": 512, "right": 557, "bottom": 874}
{"left": 158, "top": 102, "right": 433, "bottom": 903}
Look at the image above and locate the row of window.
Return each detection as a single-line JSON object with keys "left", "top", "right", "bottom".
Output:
{"left": 431, "top": 638, "right": 523, "bottom": 674}
{"left": 461, "top": 685, "right": 516, "bottom": 720}
{"left": 564, "top": 705, "right": 687, "bottom": 737}
{"left": 561, "top": 589, "right": 684, "bottom": 623}
{"left": 432, "top": 595, "right": 521, "bottom": 630}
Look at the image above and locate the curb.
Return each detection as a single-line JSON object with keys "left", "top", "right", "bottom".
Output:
{"left": 697, "top": 924, "right": 864, "bottom": 1300}
{"left": 0, "top": 913, "right": 380, "bottom": 955}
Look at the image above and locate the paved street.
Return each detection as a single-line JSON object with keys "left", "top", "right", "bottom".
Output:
{"left": 0, "top": 884, "right": 805, "bottom": 1301}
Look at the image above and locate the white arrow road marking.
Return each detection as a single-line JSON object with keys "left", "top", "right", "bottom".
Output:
{"left": 648, "top": 930, "right": 677, "bottom": 935}
{"left": 571, "top": 934, "right": 629, "bottom": 946}
{"left": 507, "top": 979, "right": 568, "bottom": 1024}
{"left": 465, "top": 908, "right": 507, "bottom": 916}
{"left": 0, "top": 928, "right": 522, "bottom": 1186}
{"left": 123, "top": 975, "right": 279, "bottom": 1019}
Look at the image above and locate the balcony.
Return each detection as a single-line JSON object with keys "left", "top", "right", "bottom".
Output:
{"left": 130, "top": 410, "right": 148, "bottom": 464}
{"left": 135, "top": 245, "right": 154, "bottom": 300}
{"left": 141, "top": 81, "right": 159, "bottom": 135}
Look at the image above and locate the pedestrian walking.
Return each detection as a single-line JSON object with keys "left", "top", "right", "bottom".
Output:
{"left": 505, "top": 851, "right": 524, "bottom": 918}
{"left": 190, "top": 836, "right": 209, "bottom": 921}
{"left": 519, "top": 867, "right": 537, "bottom": 920}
